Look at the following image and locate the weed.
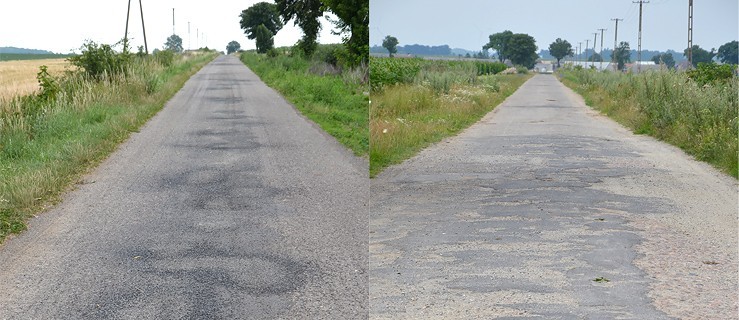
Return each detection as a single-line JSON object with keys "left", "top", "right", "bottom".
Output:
{"left": 593, "top": 277, "right": 610, "bottom": 283}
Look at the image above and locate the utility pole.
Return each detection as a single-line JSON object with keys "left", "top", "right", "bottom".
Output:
{"left": 611, "top": 18, "right": 623, "bottom": 71}
{"left": 598, "top": 28, "right": 607, "bottom": 70}
{"left": 139, "top": 0, "right": 148, "bottom": 54}
{"left": 634, "top": 0, "right": 649, "bottom": 72}
{"left": 585, "top": 39, "right": 590, "bottom": 67}
{"left": 578, "top": 42, "right": 582, "bottom": 65}
{"left": 687, "top": 0, "right": 694, "bottom": 69}
{"left": 124, "top": 0, "right": 131, "bottom": 50}
{"left": 172, "top": 8, "right": 175, "bottom": 35}
{"left": 592, "top": 32, "right": 598, "bottom": 68}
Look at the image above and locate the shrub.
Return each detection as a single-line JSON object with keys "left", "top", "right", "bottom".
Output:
{"left": 516, "top": 65, "right": 529, "bottom": 74}
{"left": 68, "top": 40, "right": 131, "bottom": 81}
{"left": 154, "top": 50, "right": 175, "bottom": 67}
{"left": 36, "top": 65, "right": 60, "bottom": 101}
{"left": 687, "top": 63, "right": 736, "bottom": 86}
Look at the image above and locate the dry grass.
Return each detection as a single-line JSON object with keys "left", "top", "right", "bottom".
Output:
{"left": 0, "top": 59, "right": 71, "bottom": 100}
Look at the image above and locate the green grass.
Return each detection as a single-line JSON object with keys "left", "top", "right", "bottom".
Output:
{"left": 0, "top": 53, "right": 75, "bottom": 61}
{"left": 239, "top": 49, "right": 369, "bottom": 156}
{"left": 370, "top": 57, "right": 531, "bottom": 176}
{"left": 0, "top": 52, "right": 217, "bottom": 243}
{"left": 559, "top": 68, "right": 738, "bottom": 178}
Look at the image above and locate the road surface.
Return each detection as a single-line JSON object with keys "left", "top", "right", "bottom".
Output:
{"left": 0, "top": 55, "right": 368, "bottom": 319}
{"left": 370, "top": 74, "right": 737, "bottom": 319}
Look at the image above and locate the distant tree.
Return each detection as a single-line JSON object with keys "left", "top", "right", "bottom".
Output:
{"left": 164, "top": 34, "right": 183, "bottom": 53}
{"left": 382, "top": 35, "right": 399, "bottom": 57}
{"left": 226, "top": 41, "right": 241, "bottom": 54}
{"left": 322, "top": 0, "right": 369, "bottom": 67}
{"left": 483, "top": 30, "right": 513, "bottom": 62}
{"left": 588, "top": 53, "right": 603, "bottom": 62}
{"left": 548, "top": 38, "right": 573, "bottom": 67}
{"left": 465, "top": 53, "right": 471, "bottom": 58}
{"left": 239, "top": 2, "right": 283, "bottom": 40}
{"left": 506, "top": 33, "right": 538, "bottom": 68}
{"left": 717, "top": 40, "right": 738, "bottom": 65}
{"left": 684, "top": 45, "right": 716, "bottom": 67}
{"left": 254, "top": 24, "right": 274, "bottom": 53}
{"left": 275, "top": 0, "right": 323, "bottom": 57}
{"left": 613, "top": 41, "right": 631, "bottom": 71}
{"left": 651, "top": 52, "right": 675, "bottom": 69}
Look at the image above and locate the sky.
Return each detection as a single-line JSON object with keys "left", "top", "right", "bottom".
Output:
{"left": 370, "top": 0, "right": 738, "bottom": 54}
{"left": 0, "top": 0, "right": 343, "bottom": 54}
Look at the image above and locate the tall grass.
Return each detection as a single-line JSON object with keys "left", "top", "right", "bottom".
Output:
{"left": 0, "top": 52, "right": 217, "bottom": 242}
{"left": 370, "top": 57, "right": 530, "bottom": 176}
{"left": 240, "top": 47, "right": 369, "bottom": 156}
{"left": 560, "top": 68, "right": 738, "bottom": 178}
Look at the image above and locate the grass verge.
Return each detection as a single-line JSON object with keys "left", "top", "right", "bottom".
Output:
{"left": 0, "top": 52, "right": 217, "bottom": 243}
{"left": 239, "top": 49, "right": 369, "bottom": 156}
{"left": 370, "top": 72, "right": 531, "bottom": 177}
{"left": 559, "top": 68, "right": 737, "bottom": 178}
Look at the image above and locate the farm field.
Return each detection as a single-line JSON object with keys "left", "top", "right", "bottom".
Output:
{"left": 0, "top": 58, "right": 71, "bottom": 100}
{"left": 370, "top": 57, "right": 530, "bottom": 176}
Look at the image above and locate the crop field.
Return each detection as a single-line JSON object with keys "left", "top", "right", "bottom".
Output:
{"left": 370, "top": 57, "right": 530, "bottom": 176}
{"left": 0, "top": 58, "right": 72, "bottom": 100}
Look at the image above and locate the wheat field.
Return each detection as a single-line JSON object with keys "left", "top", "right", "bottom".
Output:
{"left": 0, "top": 58, "right": 71, "bottom": 100}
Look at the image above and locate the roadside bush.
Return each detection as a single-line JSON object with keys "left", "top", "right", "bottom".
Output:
{"left": 687, "top": 63, "right": 736, "bottom": 86}
{"left": 516, "top": 65, "right": 529, "bottom": 74}
{"left": 68, "top": 40, "right": 131, "bottom": 81}
{"left": 312, "top": 44, "right": 343, "bottom": 67}
{"left": 36, "top": 65, "right": 60, "bottom": 101}
{"left": 475, "top": 61, "right": 508, "bottom": 75}
{"left": 154, "top": 50, "right": 175, "bottom": 67}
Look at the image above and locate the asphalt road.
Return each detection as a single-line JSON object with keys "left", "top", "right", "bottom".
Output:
{"left": 0, "top": 55, "right": 368, "bottom": 319}
{"left": 370, "top": 74, "right": 737, "bottom": 319}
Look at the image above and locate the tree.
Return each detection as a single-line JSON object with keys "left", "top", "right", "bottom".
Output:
{"left": 684, "top": 45, "right": 716, "bottom": 67}
{"left": 226, "top": 41, "right": 241, "bottom": 54}
{"left": 483, "top": 30, "right": 513, "bottom": 62}
{"left": 651, "top": 52, "right": 675, "bottom": 69}
{"left": 276, "top": 0, "right": 323, "bottom": 57}
{"left": 613, "top": 41, "right": 631, "bottom": 71}
{"left": 717, "top": 40, "right": 738, "bottom": 65}
{"left": 382, "top": 35, "right": 399, "bottom": 57}
{"left": 255, "top": 24, "right": 274, "bottom": 53}
{"left": 588, "top": 53, "right": 603, "bottom": 62}
{"left": 548, "top": 38, "right": 573, "bottom": 67}
{"left": 506, "top": 33, "right": 538, "bottom": 69}
{"left": 239, "top": 2, "right": 283, "bottom": 40}
{"left": 323, "top": 0, "right": 369, "bottom": 67}
{"left": 164, "top": 34, "right": 183, "bottom": 53}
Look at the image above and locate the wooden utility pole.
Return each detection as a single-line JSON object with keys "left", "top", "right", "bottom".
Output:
{"left": 124, "top": 0, "right": 131, "bottom": 50}
{"left": 634, "top": 0, "right": 649, "bottom": 72}
{"left": 687, "top": 0, "right": 694, "bottom": 68}
{"left": 585, "top": 39, "right": 590, "bottom": 67}
{"left": 611, "top": 18, "right": 623, "bottom": 71}
{"left": 172, "top": 8, "right": 175, "bottom": 35}
{"left": 598, "top": 28, "right": 607, "bottom": 70}
{"left": 139, "top": 0, "right": 148, "bottom": 54}
{"left": 578, "top": 42, "right": 582, "bottom": 65}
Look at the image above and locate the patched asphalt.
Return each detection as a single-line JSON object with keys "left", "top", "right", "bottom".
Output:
{"left": 0, "top": 55, "right": 368, "bottom": 319}
{"left": 370, "top": 74, "right": 737, "bottom": 319}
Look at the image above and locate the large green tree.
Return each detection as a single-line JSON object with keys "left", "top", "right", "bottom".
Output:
{"left": 275, "top": 0, "right": 324, "bottom": 56}
{"left": 323, "top": 0, "right": 369, "bottom": 67}
{"left": 254, "top": 24, "right": 274, "bottom": 53}
{"left": 239, "top": 2, "right": 283, "bottom": 40}
{"left": 684, "top": 45, "right": 716, "bottom": 67}
{"left": 506, "top": 33, "right": 538, "bottom": 69}
{"left": 164, "top": 34, "right": 183, "bottom": 53}
{"left": 588, "top": 53, "right": 603, "bottom": 62}
{"left": 226, "top": 41, "right": 241, "bottom": 54}
{"left": 483, "top": 30, "right": 513, "bottom": 62}
{"left": 651, "top": 52, "right": 675, "bottom": 69}
{"left": 382, "top": 35, "right": 398, "bottom": 57}
{"left": 548, "top": 38, "right": 573, "bottom": 67}
{"left": 613, "top": 41, "right": 631, "bottom": 71}
{"left": 717, "top": 40, "right": 738, "bottom": 65}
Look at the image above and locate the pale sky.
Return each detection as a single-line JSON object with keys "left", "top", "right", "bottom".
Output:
{"left": 370, "top": 0, "right": 738, "bottom": 53}
{"left": 0, "top": 0, "right": 343, "bottom": 54}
